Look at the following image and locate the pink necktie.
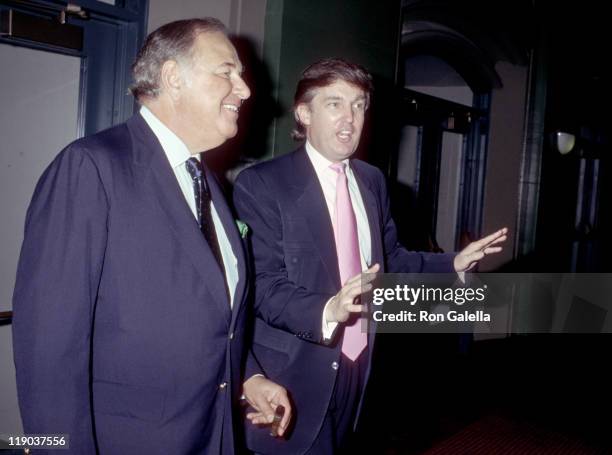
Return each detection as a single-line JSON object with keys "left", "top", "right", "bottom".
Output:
{"left": 331, "top": 162, "right": 367, "bottom": 361}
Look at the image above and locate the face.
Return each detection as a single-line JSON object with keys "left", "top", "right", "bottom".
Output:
{"left": 296, "top": 79, "right": 367, "bottom": 163}
{"left": 174, "top": 31, "right": 250, "bottom": 152}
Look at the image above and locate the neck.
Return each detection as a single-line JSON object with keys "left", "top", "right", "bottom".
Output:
{"left": 142, "top": 98, "right": 204, "bottom": 155}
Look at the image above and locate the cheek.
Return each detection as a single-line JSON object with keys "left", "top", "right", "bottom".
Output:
{"left": 217, "top": 79, "right": 233, "bottom": 97}
{"left": 354, "top": 117, "right": 365, "bottom": 135}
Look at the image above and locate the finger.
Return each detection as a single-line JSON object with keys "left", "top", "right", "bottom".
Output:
{"left": 486, "top": 235, "right": 507, "bottom": 247}
{"left": 252, "top": 396, "right": 275, "bottom": 423}
{"left": 346, "top": 282, "right": 373, "bottom": 299}
{"left": 341, "top": 280, "right": 371, "bottom": 301}
{"left": 276, "top": 399, "right": 292, "bottom": 434}
{"left": 345, "top": 272, "right": 370, "bottom": 288}
{"left": 361, "top": 273, "right": 378, "bottom": 285}
{"left": 246, "top": 411, "right": 263, "bottom": 420}
{"left": 366, "top": 263, "right": 380, "bottom": 274}
{"left": 346, "top": 303, "right": 365, "bottom": 313}
{"left": 485, "top": 228, "right": 508, "bottom": 244}
{"left": 346, "top": 264, "right": 380, "bottom": 285}
{"left": 483, "top": 246, "right": 503, "bottom": 254}
{"left": 246, "top": 412, "right": 269, "bottom": 425}
{"left": 279, "top": 408, "right": 291, "bottom": 434}
{"left": 479, "top": 233, "right": 507, "bottom": 249}
{"left": 473, "top": 228, "right": 507, "bottom": 250}
{"left": 252, "top": 416, "right": 271, "bottom": 425}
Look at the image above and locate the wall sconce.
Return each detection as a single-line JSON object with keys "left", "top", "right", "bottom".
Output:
{"left": 552, "top": 131, "right": 577, "bottom": 155}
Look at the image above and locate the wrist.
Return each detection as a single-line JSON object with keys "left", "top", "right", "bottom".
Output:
{"left": 324, "top": 296, "right": 336, "bottom": 323}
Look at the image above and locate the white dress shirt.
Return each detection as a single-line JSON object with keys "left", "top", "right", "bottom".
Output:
{"left": 305, "top": 141, "right": 372, "bottom": 338}
{"left": 140, "top": 106, "right": 239, "bottom": 307}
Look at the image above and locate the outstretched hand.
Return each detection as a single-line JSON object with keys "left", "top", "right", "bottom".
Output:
{"left": 453, "top": 228, "right": 508, "bottom": 272}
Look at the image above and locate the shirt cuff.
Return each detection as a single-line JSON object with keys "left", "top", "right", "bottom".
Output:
{"left": 322, "top": 297, "right": 339, "bottom": 340}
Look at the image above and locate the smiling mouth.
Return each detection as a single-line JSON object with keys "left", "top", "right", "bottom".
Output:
{"left": 337, "top": 130, "right": 353, "bottom": 141}
{"left": 222, "top": 104, "right": 240, "bottom": 114}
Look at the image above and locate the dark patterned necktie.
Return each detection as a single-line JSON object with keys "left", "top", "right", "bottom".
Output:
{"left": 185, "top": 156, "right": 226, "bottom": 276}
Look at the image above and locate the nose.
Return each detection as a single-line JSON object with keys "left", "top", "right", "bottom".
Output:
{"left": 233, "top": 73, "right": 251, "bottom": 101}
{"left": 344, "top": 105, "right": 354, "bottom": 123}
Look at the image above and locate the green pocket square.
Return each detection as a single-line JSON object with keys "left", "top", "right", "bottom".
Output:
{"left": 236, "top": 220, "right": 249, "bottom": 238}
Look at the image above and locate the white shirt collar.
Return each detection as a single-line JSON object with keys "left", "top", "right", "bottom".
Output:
{"left": 305, "top": 140, "right": 351, "bottom": 174}
{"left": 140, "top": 105, "right": 196, "bottom": 167}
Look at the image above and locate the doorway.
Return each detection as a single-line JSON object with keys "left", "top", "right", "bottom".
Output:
{"left": 392, "top": 86, "right": 488, "bottom": 253}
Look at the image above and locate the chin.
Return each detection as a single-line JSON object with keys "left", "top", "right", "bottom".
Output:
{"left": 220, "top": 123, "right": 238, "bottom": 139}
{"left": 337, "top": 147, "right": 357, "bottom": 160}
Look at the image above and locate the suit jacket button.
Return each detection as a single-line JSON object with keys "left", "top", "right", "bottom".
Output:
{"left": 331, "top": 361, "right": 339, "bottom": 370}
{"left": 219, "top": 382, "right": 228, "bottom": 390}
{"left": 229, "top": 332, "right": 234, "bottom": 340}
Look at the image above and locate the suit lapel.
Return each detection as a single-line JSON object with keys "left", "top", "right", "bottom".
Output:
{"left": 350, "top": 161, "right": 383, "bottom": 364}
{"left": 205, "top": 170, "right": 248, "bottom": 324}
{"left": 292, "top": 150, "right": 341, "bottom": 288}
{"left": 351, "top": 161, "right": 384, "bottom": 269}
{"left": 127, "top": 115, "right": 231, "bottom": 324}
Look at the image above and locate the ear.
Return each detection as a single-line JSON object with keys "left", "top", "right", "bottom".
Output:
{"left": 295, "top": 103, "right": 311, "bottom": 127}
{"left": 160, "top": 60, "right": 183, "bottom": 99}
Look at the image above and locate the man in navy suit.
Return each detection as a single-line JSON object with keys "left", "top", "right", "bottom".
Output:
{"left": 233, "top": 58, "right": 507, "bottom": 454}
{"left": 12, "top": 18, "right": 290, "bottom": 454}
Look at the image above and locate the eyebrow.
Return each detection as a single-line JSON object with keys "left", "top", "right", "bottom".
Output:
{"left": 323, "top": 95, "right": 367, "bottom": 102}
{"left": 219, "top": 62, "right": 244, "bottom": 74}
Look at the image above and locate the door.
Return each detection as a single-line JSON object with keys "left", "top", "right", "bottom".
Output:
{"left": 393, "top": 88, "right": 485, "bottom": 253}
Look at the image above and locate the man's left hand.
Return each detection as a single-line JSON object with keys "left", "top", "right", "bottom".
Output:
{"left": 242, "top": 375, "right": 292, "bottom": 436}
{"left": 453, "top": 227, "right": 508, "bottom": 272}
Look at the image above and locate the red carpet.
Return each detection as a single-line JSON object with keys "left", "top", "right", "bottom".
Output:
{"left": 421, "top": 415, "right": 608, "bottom": 454}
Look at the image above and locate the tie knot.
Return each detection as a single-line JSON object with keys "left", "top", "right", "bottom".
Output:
{"left": 330, "top": 162, "right": 346, "bottom": 174}
{"left": 185, "top": 157, "right": 203, "bottom": 180}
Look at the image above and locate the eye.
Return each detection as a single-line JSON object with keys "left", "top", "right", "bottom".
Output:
{"left": 217, "top": 67, "right": 232, "bottom": 78}
{"left": 328, "top": 102, "right": 339, "bottom": 108}
{"left": 354, "top": 101, "right": 366, "bottom": 110}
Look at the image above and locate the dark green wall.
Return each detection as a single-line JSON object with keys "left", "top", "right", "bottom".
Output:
{"left": 263, "top": 0, "right": 402, "bottom": 160}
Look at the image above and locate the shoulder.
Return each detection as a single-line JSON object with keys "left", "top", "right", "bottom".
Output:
{"left": 350, "top": 158, "right": 386, "bottom": 187}
{"left": 235, "top": 148, "right": 301, "bottom": 188}
{"left": 47, "top": 121, "right": 131, "bottom": 174}
{"left": 39, "top": 121, "right": 134, "bottom": 197}
{"left": 69, "top": 121, "right": 132, "bottom": 162}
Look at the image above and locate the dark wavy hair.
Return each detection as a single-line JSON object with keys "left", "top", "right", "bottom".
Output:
{"left": 129, "top": 18, "right": 227, "bottom": 101}
{"left": 291, "top": 58, "right": 373, "bottom": 141}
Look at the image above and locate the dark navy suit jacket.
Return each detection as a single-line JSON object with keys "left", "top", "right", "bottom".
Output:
{"left": 233, "top": 147, "right": 455, "bottom": 455}
{"left": 12, "top": 114, "right": 252, "bottom": 454}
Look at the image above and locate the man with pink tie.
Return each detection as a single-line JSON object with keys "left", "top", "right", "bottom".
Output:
{"left": 233, "top": 58, "right": 507, "bottom": 454}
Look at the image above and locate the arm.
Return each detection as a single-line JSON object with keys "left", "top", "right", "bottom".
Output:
{"left": 377, "top": 169, "right": 507, "bottom": 273}
{"left": 12, "top": 144, "right": 108, "bottom": 454}
{"left": 233, "top": 169, "right": 332, "bottom": 341}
